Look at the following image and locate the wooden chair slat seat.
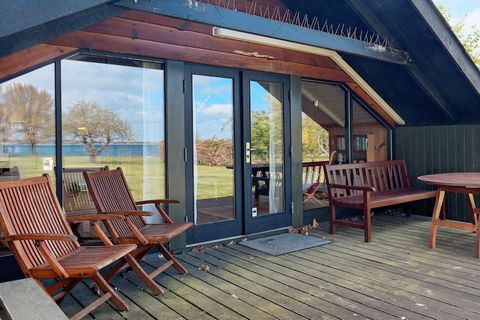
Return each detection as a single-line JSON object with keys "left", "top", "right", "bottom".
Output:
{"left": 30, "top": 244, "right": 135, "bottom": 278}
{"left": 325, "top": 159, "right": 437, "bottom": 242}
{"left": 118, "top": 223, "right": 193, "bottom": 244}
{"left": 83, "top": 168, "right": 193, "bottom": 295}
{"left": 0, "top": 175, "right": 136, "bottom": 320}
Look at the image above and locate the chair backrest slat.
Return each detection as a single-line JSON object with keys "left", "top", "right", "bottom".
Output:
{"left": 0, "top": 176, "right": 79, "bottom": 275}
{"left": 83, "top": 168, "right": 146, "bottom": 240}
{"left": 325, "top": 160, "right": 409, "bottom": 199}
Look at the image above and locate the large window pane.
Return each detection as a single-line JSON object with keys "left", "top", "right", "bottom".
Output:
{"left": 61, "top": 56, "right": 165, "bottom": 220}
{"left": 301, "top": 80, "right": 345, "bottom": 210}
{"left": 192, "top": 75, "right": 235, "bottom": 224}
{"left": 0, "top": 65, "right": 56, "bottom": 181}
{"left": 0, "top": 65, "right": 56, "bottom": 255}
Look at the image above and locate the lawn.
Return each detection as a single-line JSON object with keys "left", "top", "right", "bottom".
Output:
{"left": 8, "top": 155, "right": 234, "bottom": 201}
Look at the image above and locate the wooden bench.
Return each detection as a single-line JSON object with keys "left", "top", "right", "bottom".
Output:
{"left": 324, "top": 160, "right": 437, "bottom": 242}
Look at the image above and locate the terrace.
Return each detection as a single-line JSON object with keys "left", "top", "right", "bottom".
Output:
{"left": 59, "top": 214, "right": 480, "bottom": 319}
{"left": 1, "top": 0, "right": 480, "bottom": 319}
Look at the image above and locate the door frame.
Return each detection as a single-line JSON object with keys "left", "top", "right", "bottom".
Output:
{"left": 184, "top": 64, "right": 243, "bottom": 244}
{"left": 242, "top": 71, "right": 292, "bottom": 235}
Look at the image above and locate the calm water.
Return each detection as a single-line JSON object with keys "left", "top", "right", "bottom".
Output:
{"left": 2, "top": 144, "right": 162, "bottom": 157}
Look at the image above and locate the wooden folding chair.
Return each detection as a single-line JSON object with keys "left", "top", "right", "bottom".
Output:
{"left": 0, "top": 175, "right": 137, "bottom": 320}
{"left": 303, "top": 151, "right": 336, "bottom": 204}
{"left": 83, "top": 168, "right": 193, "bottom": 295}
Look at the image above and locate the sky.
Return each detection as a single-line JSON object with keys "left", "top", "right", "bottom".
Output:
{"left": 433, "top": 0, "right": 480, "bottom": 35}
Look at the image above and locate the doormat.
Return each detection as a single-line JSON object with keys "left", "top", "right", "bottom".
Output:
{"left": 239, "top": 233, "right": 331, "bottom": 256}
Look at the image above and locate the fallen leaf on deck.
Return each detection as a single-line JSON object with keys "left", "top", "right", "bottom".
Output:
{"left": 200, "top": 264, "right": 210, "bottom": 272}
{"left": 192, "top": 245, "right": 204, "bottom": 252}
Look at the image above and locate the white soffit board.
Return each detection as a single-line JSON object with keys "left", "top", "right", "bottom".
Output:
{"left": 213, "top": 27, "right": 405, "bottom": 126}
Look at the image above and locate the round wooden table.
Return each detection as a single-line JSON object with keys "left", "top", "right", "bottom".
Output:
{"left": 418, "top": 173, "right": 480, "bottom": 258}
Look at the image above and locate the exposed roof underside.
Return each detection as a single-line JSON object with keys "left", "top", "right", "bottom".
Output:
{"left": 283, "top": 0, "right": 480, "bottom": 126}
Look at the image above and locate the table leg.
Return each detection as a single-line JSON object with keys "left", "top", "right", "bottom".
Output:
{"left": 467, "top": 193, "right": 479, "bottom": 228}
{"left": 430, "top": 189, "right": 445, "bottom": 249}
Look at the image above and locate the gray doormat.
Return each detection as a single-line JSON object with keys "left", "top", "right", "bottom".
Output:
{"left": 239, "top": 233, "right": 331, "bottom": 256}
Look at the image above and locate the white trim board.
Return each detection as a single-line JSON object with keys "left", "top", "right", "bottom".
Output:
{"left": 212, "top": 27, "right": 405, "bottom": 126}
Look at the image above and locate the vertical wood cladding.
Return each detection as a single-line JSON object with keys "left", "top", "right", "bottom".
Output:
{"left": 395, "top": 125, "right": 480, "bottom": 222}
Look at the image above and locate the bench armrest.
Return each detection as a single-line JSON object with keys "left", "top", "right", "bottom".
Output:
{"left": 329, "top": 184, "right": 376, "bottom": 192}
{"left": 3, "top": 233, "right": 77, "bottom": 242}
{"left": 102, "top": 210, "right": 153, "bottom": 217}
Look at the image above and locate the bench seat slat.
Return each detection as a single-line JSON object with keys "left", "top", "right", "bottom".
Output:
{"left": 333, "top": 188, "right": 437, "bottom": 209}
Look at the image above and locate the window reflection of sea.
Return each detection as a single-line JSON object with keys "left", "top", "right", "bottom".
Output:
{"left": 1, "top": 144, "right": 162, "bottom": 157}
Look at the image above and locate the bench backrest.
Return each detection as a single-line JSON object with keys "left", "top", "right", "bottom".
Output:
{"left": 325, "top": 160, "right": 410, "bottom": 198}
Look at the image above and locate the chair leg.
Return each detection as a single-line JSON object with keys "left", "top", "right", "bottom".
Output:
{"left": 157, "top": 244, "right": 188, "bottom": 274}
{"left": 329, "top": 205, "right": 336, "bottom": 235}
{"left": 91, "top": 272, "right": 128, "bottom": 312}
{"left": 124, "top": 254, "right": 165, "bottom": 295}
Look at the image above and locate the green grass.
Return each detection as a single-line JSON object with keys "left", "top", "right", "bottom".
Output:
{"left": 9, "top": 155, "right": 233, "bottom": 200}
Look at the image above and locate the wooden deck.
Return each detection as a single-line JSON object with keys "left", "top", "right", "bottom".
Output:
{"left": 60, "top": 214, "right": 480, "bottom": 319}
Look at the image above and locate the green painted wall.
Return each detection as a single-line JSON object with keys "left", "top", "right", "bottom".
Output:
{"left": 395, "top": 125, "right": 480, "bottom": 222}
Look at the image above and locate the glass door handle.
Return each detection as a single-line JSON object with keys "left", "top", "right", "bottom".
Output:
{"left": 246, "top": 142, "right": 252, "bottom": 163}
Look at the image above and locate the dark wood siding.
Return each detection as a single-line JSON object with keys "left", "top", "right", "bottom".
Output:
{"left": 395, "top": 125, "right": 480, "bottom": 222}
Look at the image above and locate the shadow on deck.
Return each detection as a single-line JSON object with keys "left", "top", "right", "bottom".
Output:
{"left": 60, "top": 214, "right": 480, "bottom": 319}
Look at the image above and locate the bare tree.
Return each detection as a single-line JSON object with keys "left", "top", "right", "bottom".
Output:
{"left": 1, "top": 83, "right": 54, "bottom": 155}
{"left": 63, "top": 101, "right": 132, "bottom": 163}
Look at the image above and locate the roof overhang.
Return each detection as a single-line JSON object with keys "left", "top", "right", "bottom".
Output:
{"left": 213, "top": 27, "right": 405, "bottom": 125}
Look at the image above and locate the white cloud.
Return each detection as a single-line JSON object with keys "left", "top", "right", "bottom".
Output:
{"left": 463, "top": 9, "right": 480, "bottom": 35}
{"left": 198, "top": 103, "right": 233, "bottom": 115}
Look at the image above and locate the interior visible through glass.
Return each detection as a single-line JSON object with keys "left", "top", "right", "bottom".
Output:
{"left": 301, "top": 80, "right": 345, "bottom": 210}
{"left": 351, "top": 98, "right": 388, "bottom": 163}
{"left": 250, "top": 80, "right": 284, "bottom": 216}
{"left": 192, "top": 75, "right": 235, "bottom": 224}
{"left": 61, "top": 56, "right": 165, "bottom": 224}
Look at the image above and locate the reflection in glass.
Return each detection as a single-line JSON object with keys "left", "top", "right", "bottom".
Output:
{"left": 0, "top": 64, "right": 56, "bottom": 182}
{"left": 250, "top": 81, "right": 284, "bottom": 216}
{"left": 352, "top": 99, "right": 388, "bottom": 163}
{"left": 193, "top": 75, "right": 235, "bottom": 224}
{"left": 301, "top": 80, "right": 345, "bottom": 210}
{"left": 61, "top": 56, "right": 165, "bottom": 221}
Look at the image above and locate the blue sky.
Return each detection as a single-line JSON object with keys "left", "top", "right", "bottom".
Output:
{"left": 433, "top": 0, "right": 480, "bottom": 34}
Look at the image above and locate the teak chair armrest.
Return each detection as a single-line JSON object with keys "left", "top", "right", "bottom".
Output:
{"left": 136, "top": 199, "right": 178, "bottom": 223}
{"left": 329, "top": 184, "right": 376, "bottom": 193}
{"left": 103, "top": 210, "right": 153, "bottom": 217}
{"left": 66, "top": 214, "right": 127, "bottom": 222}
{"left": 3, "top": 233, "right": 78, "bottom": 242}
{"left": 4, "top": 234, "right": 72, "bottom": 279}
{"left": 136, "top": 199, "right": 180, "bottom": 205}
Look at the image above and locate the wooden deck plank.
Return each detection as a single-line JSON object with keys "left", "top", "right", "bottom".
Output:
{"left": 215, "top": 246, "right": 417, "bottom": 320}
{"left": 123, "top": 269, "right": 213, "bottom": 320}
{"left": 110, "top": 275, "right": 182, "bottom": 320}
{"left": 232, "top": 244, "right": 462, "bottom": 320}
{"left": 173, "top": 253, "right": 306, "bottom": 320}
{"left": 187, "top": 250, "right": 340, "bottom": 320}
{"left": 143, "top": 258, "right": 278, "bottom": 320}
{"left": 69, "top": 282, "right": 124, "bottom": 320}
{"left": 315, "top": 236, "right": 480, "bottom": 291}
{"left": 57, "top": 214, "right": 480, "bottom": 320}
